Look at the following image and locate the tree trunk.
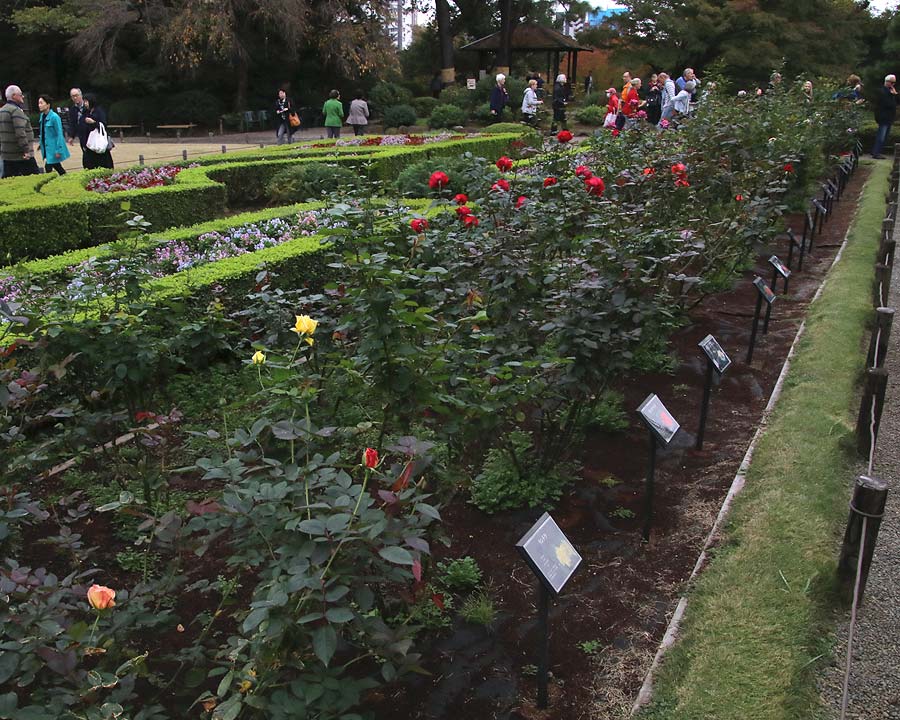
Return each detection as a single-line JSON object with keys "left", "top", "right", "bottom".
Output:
{"left": 496, "top": 0, "right": 513, "bottom": 75}
{"left": 436, "top": 0, "right": 455, "bottom": 85}
{"left": 235, "top": 53, "right": 249, "bottom": 111}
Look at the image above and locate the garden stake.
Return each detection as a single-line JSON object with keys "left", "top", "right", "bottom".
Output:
{"left": 537, "top": 583, "right": 550, "bottom": 708}
{"left": 747, "top": 289, "right": 764, "bottom": 364}
{"left": 695, "top": 357, "right": 715, "bottom": 450}
{"left": 642, "top": 429, "right": 657, "bottom": 542}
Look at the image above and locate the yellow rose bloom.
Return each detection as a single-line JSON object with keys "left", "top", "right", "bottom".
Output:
{"left": 251, "top": 350, "right": 266, "bottom": 365}
{"left": 292, "top": 315, "right": 319, "bottom": 336}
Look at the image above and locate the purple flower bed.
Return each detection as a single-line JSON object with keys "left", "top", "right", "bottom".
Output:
{"left": 85, "top": 164, "right": 199, "bottom": 194}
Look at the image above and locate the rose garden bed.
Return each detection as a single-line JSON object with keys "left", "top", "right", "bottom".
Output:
{"left": 0, "top": 90, "right": 869, "bottom": 720}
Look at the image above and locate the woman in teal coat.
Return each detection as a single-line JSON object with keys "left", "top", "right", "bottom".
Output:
{"left": 37, "top": 94, "right": 70, "bottom": 175}
{"left": 322, "top": 90, "right": 344, "bottom": 139}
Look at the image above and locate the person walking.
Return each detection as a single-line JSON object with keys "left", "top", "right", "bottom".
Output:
{"left": 490, "top": 73, "right": 509, "bottom": 120}
{"left": 0, "top": 85, "right": 39, "bottom": 178}
{"left": 274, "top": 89, "right": 296, "bottom": 145}
{"left": 37, "top": 94, "right": 70, "bottom": 175}
{"left": 645, "top": 73, "right": 662, "bottom": 125}
{"left": 521, "top": 78, "right": 542, "bottom": 126}
{"left": 659, "top": 72, "right": 678, "bottom": 125}
{"left": 66, "top": 87, "right": 85, "bottom": 147}
{"left": 584, "top": 72, "right": 594, "bottom": 95}
{"left": 80, "top": 94, "right": 113, "bottom": 170}
{"left": 346, "top": 92, "right": 369, "bottom": 136}
{"left": 550, "top": 73, "right": 570, "bottom": 133}
{"left": 322, "top": 90, "right": 344, "bottom": 139}
{"left": 872, "top": 74, "right": 898, "bottom": 159}
{"left": 604, "top": 87, "right": 619, "bottom": 128}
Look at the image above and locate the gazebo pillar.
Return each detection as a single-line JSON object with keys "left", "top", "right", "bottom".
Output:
{"left": 571, "top": 51, "right": 579, "bottom": 90}
{"left": 553, "top": 50, "right": 560, "bottom": 82}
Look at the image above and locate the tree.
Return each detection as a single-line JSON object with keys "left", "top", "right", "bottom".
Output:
{"left": 436, "top": 0, "right": 456, "bottom": 85}
{"left": 611, "top": 0, "right": 869, "bottom": 88}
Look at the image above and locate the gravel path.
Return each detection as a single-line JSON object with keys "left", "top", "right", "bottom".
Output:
{"left": 819, "top": 162, "right": 900, "bottom": 719}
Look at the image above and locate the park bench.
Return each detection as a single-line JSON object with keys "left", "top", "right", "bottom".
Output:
{"left": 107, "top": 124, "right": 137, "bottom": 139}
{"left": 155, "top": 123, "right": 197, "bottom": 138}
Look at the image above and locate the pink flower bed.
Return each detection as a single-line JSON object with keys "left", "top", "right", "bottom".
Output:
{"left": 85, "top": 164, "right": 197, "bottom": 193}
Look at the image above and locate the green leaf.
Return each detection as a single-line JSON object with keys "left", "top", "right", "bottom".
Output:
{"left": 242, "top": 607, "right": 268, "bottom": 633}
{"left": 216, "top": 669, "right": 234, "bottom": 698}
{"left": 298, "top": 518, "right": 326, "bottom": 535}
{"left": 414, "top": 503, "right": 441, "bottom": 521}
{"left": 378, "top": 546, "right": 414, "bottom": 565}
{"left": 0, "top": 692, "right": 18, "bottom": 719}
{"left": 312, "top": 625, "right": 337, "bottom": 667}
{"left": 325, "top": 607, "right": 354, "bottom": 623}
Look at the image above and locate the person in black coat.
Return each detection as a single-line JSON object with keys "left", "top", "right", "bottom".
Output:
{"left": 550, "top": 73, "right": 570, "bottom": 132}
{"left": 645, "top": 73, "right": 662, "bottom": 125}
{"left": 66, "top": 87, "right": 85, "bottom": 146}
{"left": 489, "top": 73, "right": 509, "bottom": 119}
{"left": 872, "top": 74, "right": 898, "bottom": 159}
{"left": 80, "top": 94, "right": 113, "bottom": 170}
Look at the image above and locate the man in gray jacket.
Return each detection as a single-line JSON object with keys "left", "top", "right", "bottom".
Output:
{"left": 0, "top": 85, "right": 39, "bottom": 178}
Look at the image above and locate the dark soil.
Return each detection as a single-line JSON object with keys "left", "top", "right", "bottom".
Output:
{"left": 369, "top": 165, "right": 870, "bottom": 720}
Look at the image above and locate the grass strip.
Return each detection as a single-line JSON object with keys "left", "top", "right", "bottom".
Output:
{"left": 640, "top": 159, "right": 889, "bottom": 720}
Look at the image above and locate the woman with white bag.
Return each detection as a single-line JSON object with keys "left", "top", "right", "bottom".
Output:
{"left": 80, "top": 94, "right": 114, "bottom": 170}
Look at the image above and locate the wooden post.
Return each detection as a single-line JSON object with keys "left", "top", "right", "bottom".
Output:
{"left": 866, "top": 307, "right": 895, "bottom": 368}
{"left": 138, "top": 154, "right": 145, "bottom": 166}
{"left": 837, "top": 475, "right": 888, "bottom": 605}
{"left": 855, "top": 367, "right": 889, "bottom": 458}
{"left": 879, "top": 237, "right": 896, "bottom": 267}
{"left": 182, "top": 149, "right": 188, "bottom": 161}
{"left": 874, "top": 263, "right": 892, "bottom": 307}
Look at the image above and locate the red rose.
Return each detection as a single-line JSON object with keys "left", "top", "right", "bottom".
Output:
{"left": 557, "top": 130, "right": 573, "bottom": 143}
{"left": 543, "top": 176, "right": 558, "bottom": 187}
{"left": 363, "top": 447, "right": 379, "bottom": 468}
{"left": 428, "top": 171, "right": 449, "bottom": 190}
{"left": 783, "top": 163, "right": 794, "bottom": 173}
{"left": 670, "top": 163, "right": 687, "bottom": 175}
{"left": 495, "top": 156, "right": 513, "bottom": 172}
{"left": 735, "top": 194, "right": 744, "bottom": 201}
{"left": 453, "top": 193, "right": 468, "bottom": 205}
{"left": 456, "top": 205, "right": 473, "bottom": 217}
{"left": 516, "top": 195, "right": 527, "bottom": 208}
{"left": 575, "top": 165, "right": 592, "bottom": 179}
{"left": 675, "top": 178, "right": 690, "bottom": 188}
{"left": 611, "top": 129, "right": 620, "bottom": 137}
{"left": 585, "top": 176, "right": 605, "bottom": 197}
{"left": 409, "top": 218, "right": 429, "bottom": 233}
{"left": 463, "top": 214, "right": 480, "bottom": 228}
{"left": 491, "top": 178, "right": 510, "bottom": 192}
{"left": 643, "top": 167, "right": 655, "bottom": 176}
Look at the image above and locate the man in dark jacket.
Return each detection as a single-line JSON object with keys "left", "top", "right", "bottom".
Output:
{"left": 67, "top": 87, "right": 87, "bottom": 147}
{"left": 0, "top": 85, "right": 39, "bottom": 178}
{"left": 872, "top": 74, "right": 897, "bottom": 159}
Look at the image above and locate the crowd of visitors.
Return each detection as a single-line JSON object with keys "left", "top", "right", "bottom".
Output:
{"left": 0, "top": 67, "right": 895, "bottom": 179}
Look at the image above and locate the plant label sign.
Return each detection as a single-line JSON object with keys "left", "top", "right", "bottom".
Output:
{"left": 699, "top": 334, "right": 731, "bottom": 374}
{"left": 516, "top": 513, "right": 582, "bottom": 597}
{"left": 753, "top": 276, "right": 776, "bottom": 304}
{"left": 637, "top": 393, "right": 680, "bottom": 445}
{"left": 769, "top": 255, "right": 791, "bottom": 279}
{"left": 467, "top": 78, "right": 477, "bottom": 90}
{"left": 812, "top": 198, "right": 827, "bottom": 216}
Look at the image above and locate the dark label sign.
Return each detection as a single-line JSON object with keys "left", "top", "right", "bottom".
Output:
{"left": 769, "top": 255, "right": 791, "bottom": 279}
{"left": 516, "top": 513, "right": 582, "bottom": 596}
{"left": 754, "top": 276, "right": 776, "bottom": 304}
{"left": 699, "top": 334, "right": 731, "bottom": 374}
{"left": 637, "top": 393, "right": 680, "bottom": 444}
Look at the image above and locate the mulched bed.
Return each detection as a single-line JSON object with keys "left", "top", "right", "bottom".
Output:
{"left": 369, "top": 165, "right": 871, "bottom": 720}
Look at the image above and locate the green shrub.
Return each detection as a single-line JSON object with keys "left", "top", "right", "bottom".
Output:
{"left": 439, "top": 85, "right": 475, "bottom": 109}
{"left": 437, "top": 557, "right": 482, "bottom": 590}
{"left": 460, "top": 591, "right": 497, "bottom": 626}
{"left": 472, "top": 102, "right": 496, "bottom": 125}
{"left": 265, "top": 162, "right": 359, "bottom": 204}
{"left": 370, "top": 82, "right": 413, "bottom": 114}
{"left": 470, "top": 432, "right": 569, "bottom": 513}
{"left": 383, "top": 104, "right": 418, "bottom": 128}
{"left": 584, "top": 390, "right": 629, "bottom": 432}
{"left": 576, "top": 105, "right": 607, "bottom": 126}
{"left": 411, "top": 96, "right": 440, "bottom": 117}
{"left": 428, "top": 103, "right": 467, "bottom": 129}
{"left": 166, "top": 90, "right": 225, "bottom": 127}
{"left": 395, "top": 155, "right": 475, "bottom": 196}
{"left": 582, "top": 91, "right": 605, "bottom": 106}
{"left": 109, "top": 97, "right": 160, "bottom": 126}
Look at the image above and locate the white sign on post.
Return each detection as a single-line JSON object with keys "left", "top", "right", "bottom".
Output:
{"left": 467, "top": 78, "right": 477, "bottom": 90}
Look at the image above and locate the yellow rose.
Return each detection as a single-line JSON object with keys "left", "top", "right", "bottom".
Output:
{"left": 292, "top": 315, "right": 318, "bottom": 336}
{"left": 251, "top": 350, "right": 266, "bottom": 365}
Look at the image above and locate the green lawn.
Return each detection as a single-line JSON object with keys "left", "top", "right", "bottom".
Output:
{"left": 640, "top": 159, "right": 889, "bottom": 720}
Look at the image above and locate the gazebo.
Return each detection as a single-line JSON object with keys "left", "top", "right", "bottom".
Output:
{"left": 459, "top": 24, "right": 593, "bottom": 88}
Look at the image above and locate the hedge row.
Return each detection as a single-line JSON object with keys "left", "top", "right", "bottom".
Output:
{"left": 0, "top": 133, "right": 521, "bottom": 265}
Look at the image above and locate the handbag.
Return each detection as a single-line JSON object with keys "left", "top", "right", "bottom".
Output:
{"left": 86, "top": 122, "right": 110, "bottom": 153}
{"left": 288, "top": 112, "right": 301, "bottom": 128}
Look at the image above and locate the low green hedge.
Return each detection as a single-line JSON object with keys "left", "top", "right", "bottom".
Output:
{"left": 0, "top": 134, "right": 522, "bottom": 265}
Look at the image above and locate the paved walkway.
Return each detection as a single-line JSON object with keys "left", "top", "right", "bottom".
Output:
{"left": 820, "top": 165, "right": 900, "bottom": 718}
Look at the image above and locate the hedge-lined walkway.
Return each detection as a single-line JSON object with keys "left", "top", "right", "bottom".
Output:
{"left": 819, "top": 166, "right": 900, "bottom": 719}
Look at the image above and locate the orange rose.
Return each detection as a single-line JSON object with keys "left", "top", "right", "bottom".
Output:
{"left": 87, "top": 584, "right": 116, "bottom": 610}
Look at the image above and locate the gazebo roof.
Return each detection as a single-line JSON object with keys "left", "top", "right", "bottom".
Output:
{"left": 459, "top": 24, "right": 593, "bottom": 53}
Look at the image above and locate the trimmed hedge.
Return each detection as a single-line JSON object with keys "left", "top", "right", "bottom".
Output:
{"left": 0, "top": 134, "right": 522, "bottom": 265}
